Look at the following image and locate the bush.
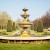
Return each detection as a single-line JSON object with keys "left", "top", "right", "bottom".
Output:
{"left": 0, "top": 30, "right": 7, "bottom": 35}
{"left": 7, "top": 20, "right": 12, "bottom": 32}
{"left": 31, "top": 24, "right": 34, "bottom": 30}
{"left": 2, "top": 31, "right": 8, "bottom": 35}
{"left": 33, "top": 21, "right": 37, "bottom": 31}
{"left": 37, "top": 20, "right": 43, "bottom": 32}
{"left": 12, "top": 22, "right": 16, "bottom": 31}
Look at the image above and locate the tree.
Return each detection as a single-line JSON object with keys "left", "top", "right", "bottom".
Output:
{"left": 42, "top": 11, "right": 50, "bottom": 28}
{"left": 34, "top": 22, "right": 38, "bottom": 31}
{"left": 7, "top": 20, "right": 12, "bottom": 32}
{"left": 13, "top": 22, "right": 16, "bottom": 31}
{"left": 37, "top": 20, "right": 43, "bottom": 32}
{"left": 31, "top": 23, "right": 34, "bottom": 30}
{"left": 0, "top": 11, "right": 11, "bottom": 29}
{"left": 33, "top": 19, "right": 38, "bottom": 31}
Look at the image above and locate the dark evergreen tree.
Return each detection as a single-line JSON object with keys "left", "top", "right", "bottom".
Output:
{"left": 7, "top": 20, "right": 12, "bottom": 32}
{"left": 34, "top": 21, "right": 38, "bottom": 31}
{"left": 31, "top": 24, "right": 34, "bottom": 30}
{"left": 13, "top": 22, "right": 16, "bottom": 31}
{"left": 37, "top": 20, "right": 43, "bottom": 32}
{"left": 34, "top": 24, "right": 37, "bottom": 31}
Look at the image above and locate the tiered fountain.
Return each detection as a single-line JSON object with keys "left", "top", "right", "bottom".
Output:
{"left": 0, "top": 8, "right": 50, "bottom": 44}
{"left": 19, "top": 8, "right": 32, "bottom": 37}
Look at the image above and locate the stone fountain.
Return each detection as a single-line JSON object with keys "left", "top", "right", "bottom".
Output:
{"left": 0, "top": 8, "right": 50, "bottom": 44}
{"left": 19, "top": 8, "right": 32, "bottom": 37}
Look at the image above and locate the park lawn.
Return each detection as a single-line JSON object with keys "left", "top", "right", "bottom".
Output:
{"left": 31, "top": 30, "right": 44, "bottom": 35}
{"left": 35, "top": 31, "right": 44, "bottom": 35}
{"left": 0, "top": 43, "right": 50, "bottom": 50}
{"left": 6, "top": 30, "right": 18, "bottom": 35}
{"left": 0, "top": 29, "right": 6, "bottom": 32}
{"left": 6, "top": 29, "right": 20, "bottom": 35}
{"left": 44, "top": 29, "right": 50, "bottom": 35}
{"left": 0, "top": 29, "right": 21, "bottom": 35}
{"left": 0, "top": 29, "right": 16, "bottom": 35}
{"left": 47, "top": 31, "right": 50, "bottom": 33}
{"left": 6, "top": 31, "right": 15, "bottom": 35}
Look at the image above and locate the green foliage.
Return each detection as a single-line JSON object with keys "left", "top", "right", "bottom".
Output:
{"left": 34, "top": 22, "right": 37, "bottom": 31}
{"left": 42, "top": 11, "right": 50, "bottom": 28}
{"left": 12, "top": 22, "right": 16, "bottom": 31}
{"left": 0, "top": 30, "right": 7, "bottom": 35}
{"left": 0, "top": 12, "right": 11, "bottom": 29}
{"left": 34, "top": 25, "right": 37, "bottom": 31}
{"left": 37, "top": 20, "right": 43, "bottom": 32}
{"left": 7, "top": 20, "right": 12, "bottom": 32}
{"left": 0, "top": 43, "right": 50, "bottom": 50}
{"left": 31, "top": 24, "right": 34, "bottom": 30}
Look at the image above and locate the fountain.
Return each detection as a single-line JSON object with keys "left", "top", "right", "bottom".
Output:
{"left": 0, "top": 8, "right": 50, "bottom": 44}
{"left": 19, "top": 8, "right": 32, "bottom": 37}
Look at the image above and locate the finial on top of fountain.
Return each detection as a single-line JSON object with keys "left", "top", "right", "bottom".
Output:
{"left": 23, "top": 8, "right": 28, "bottom": 12}
{"left": 21, "top": 8, "right": 29, "bottom": 19}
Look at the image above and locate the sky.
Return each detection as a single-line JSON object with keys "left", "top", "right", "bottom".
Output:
{"left": 0, "top": 0, "right": 50, "bottom": 21}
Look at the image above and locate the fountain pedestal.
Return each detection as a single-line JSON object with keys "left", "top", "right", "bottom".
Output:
{"left": 19, "top": 8, "right": 32, "bottom": 37}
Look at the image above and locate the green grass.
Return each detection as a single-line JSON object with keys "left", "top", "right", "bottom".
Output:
{"left": 6, "top": 30, "right": 19, "bottom": 35}
{"left": 6, "top": 31, "right": 15, "bottom": 35}
{"left": 31, "top": 29, "right": 50, "bottom": 35}
{"left": 0, "top": 29, "right": 21, "bottom": 35}
{"left": 31, "top": 30, "right": 44, "bottom": 35}
{"left": 6, "top": 29, "right": 21, "bottom": 35}
{"left": 47, "top": 31, "right": 50, "bottom": 33}
{"left": 0, "top": 29, "right": 50, "bottom": 35}
{"left": 35, "top": 32, "right": 44, "bottom": 35}
{"left": 0, "top": 43, "right": 50, "bottom": 50}
{"left": 0, "top": 29, "right": 6, "bottom": 32}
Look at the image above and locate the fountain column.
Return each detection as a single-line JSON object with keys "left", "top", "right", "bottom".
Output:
{"left": 19, "top": 8, "right": 32, "bottom": 37}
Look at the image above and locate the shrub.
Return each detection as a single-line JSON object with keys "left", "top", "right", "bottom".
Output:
{"left": 7, "top": 20, "right": 12, "bottom": 32}
{"left": 31, "top": 24, "right": 34, "bottom": 30}
{"left": 0, "top": 30, "right": 7, "bottom": 35}
{"left": 34, "top": 22, "right": 38, "bottom": 31}
{"left": 12, "top": 22, "right": 16, "bottom": 31}
{"left": 37, "top": 20, "right": 43, "bottom": 32}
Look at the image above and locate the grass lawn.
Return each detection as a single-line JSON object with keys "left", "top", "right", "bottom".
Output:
{"left": 0, "top": 29, "right": 6, "bottom": 32}
{"left": 31, "top": 30, "right": 44, "bottom": 35}
{"left": 0, "top": 29, "right": 20, "bottom": 35}
{"left": 35, "top": 31, "right": 44, "bottom": 35}
{"left": 0, "top": 29, "right": 50, "bottom": 35}
{"left": 0, "top": 43, "right": 50, "bottom": 50}
{"left": 6, "top": 29, "right": 21, "bottom": 35}
{"left": 6, "top": 31, "right": 16, "bottom": 35}
{"left": 31, "top": 29, "right": 50, "bottom": 35}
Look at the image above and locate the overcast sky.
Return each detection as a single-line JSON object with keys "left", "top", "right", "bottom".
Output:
{"left": 0, "top": 0, "right": 50, "bottom": 21}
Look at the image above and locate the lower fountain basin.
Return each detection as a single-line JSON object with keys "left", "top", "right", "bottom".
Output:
{"left": 0, "top": 35, "right": 50, "bottom": 40}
